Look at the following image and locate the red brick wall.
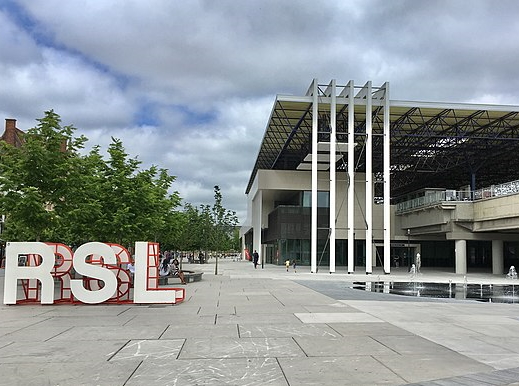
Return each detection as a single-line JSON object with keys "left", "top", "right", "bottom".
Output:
{"left": 1, "top": 119, "right": 25, "bottom": 147}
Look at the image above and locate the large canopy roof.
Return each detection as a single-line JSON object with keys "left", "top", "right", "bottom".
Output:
{"left": 246, "top": 91, "right": 519, "bottom": 201}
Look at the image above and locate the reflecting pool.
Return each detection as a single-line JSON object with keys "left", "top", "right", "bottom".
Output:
{"left": 351, "top": 281, "right": 519, "bottom": 303}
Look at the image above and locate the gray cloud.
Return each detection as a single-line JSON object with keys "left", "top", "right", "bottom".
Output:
{"left": 1, "top": 0, "right": 519, "bottom": 223}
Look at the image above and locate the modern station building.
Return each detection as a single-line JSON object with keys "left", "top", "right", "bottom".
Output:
{"left": 241, "top": 79, "right": 519, "bottom": 275}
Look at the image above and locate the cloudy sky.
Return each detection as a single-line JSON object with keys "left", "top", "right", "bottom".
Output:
{"left": 1, "top": 0, "right": 518, "bottom": 223}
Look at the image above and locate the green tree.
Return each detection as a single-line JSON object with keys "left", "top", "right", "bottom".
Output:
{"left": 210, "top": 185, "right": 238, "bottom": 274}
{"left": 51, "top": 145, "right": 106, "bottom": 245}
{"left": 0, "top": 110, "right": 87, "bottom": 241}
{"left": 93, "top": 138, "right": 181, "bottom": 246}
{"left": 177, "top": 203, "right": 200, "bottom": 251}
{"left": 0, "top": 111, "right": 242, "bottom": 251}
{"left": 0, "top": 111, "right": 182, "bottom": 247}
{"left": 210, "top": 185, "right": 238, "bottom": 252}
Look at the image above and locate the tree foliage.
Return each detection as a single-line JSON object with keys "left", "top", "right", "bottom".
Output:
{"left": 210, "top": 185, "right": 238, "bottom": 252}
{"left": 0, "top": 111, "right": 239, "bottom": 254}
{"left": 0, "top": 111, "right": 181, "bottom": 246}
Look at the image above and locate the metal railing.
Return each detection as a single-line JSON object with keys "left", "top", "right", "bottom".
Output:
{"left": 396, "top": 179, "right": 519, "bottom": 214}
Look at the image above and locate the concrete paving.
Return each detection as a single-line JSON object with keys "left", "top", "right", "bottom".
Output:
{"left": 1, "top": 260, "right": 519, "bottom": 385}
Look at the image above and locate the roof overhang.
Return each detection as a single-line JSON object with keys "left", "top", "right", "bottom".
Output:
{"left": 246, "top": 82, "right": 519, "bottom": 201}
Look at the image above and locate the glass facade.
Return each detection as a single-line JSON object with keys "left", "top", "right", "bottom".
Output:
{"left": 263, "top": 190, "right": 391, "bottom": 270}
{"left": 265, "top": 190, "right": 331, "bottom": 266}
{"left": 261, "top": 190, "right": 501, "bottom": 271}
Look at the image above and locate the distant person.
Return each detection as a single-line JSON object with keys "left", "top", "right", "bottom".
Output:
{"left": 285, "top": 259, "right": 290, "bottom": 272}
{"left": 252, "top": 250, "right": 259, "bottom": 269}
{"left": 172, "top": 258, "right": 187, "bottom": 284}
{"left": 159, "top": 256, "right": 171, "bottom": 276}
{"left": 292, "top": 259, "right": 297, "bottom": 273}
{"left": 127, "top": 260, "right": 135, "bottom": 276}
{"left": 127, "top": 258, "right": 135, "bottom": 287}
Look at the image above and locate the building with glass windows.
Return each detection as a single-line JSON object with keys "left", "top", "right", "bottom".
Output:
{"left": 241, "top": 79, "right": 519, "bottom": 275}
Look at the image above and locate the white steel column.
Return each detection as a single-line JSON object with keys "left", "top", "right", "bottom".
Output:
{"left": 365, "top": 81, "right": 373, "bottom": 274}
{"left": 311, "top": 79, "right": 318, "bottom": 273}
{"left": 329, "top": 79, "right": 337, "bottom": 273}
{"left": 383, "top": 82, "right": 391, "bottom": 274}
{"left": 347, "top": 81, "right": 355, "bottom": 273}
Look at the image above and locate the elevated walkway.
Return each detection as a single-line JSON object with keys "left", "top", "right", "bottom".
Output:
{"left": 397, "top": 180, "right": 519, "bottom": 236}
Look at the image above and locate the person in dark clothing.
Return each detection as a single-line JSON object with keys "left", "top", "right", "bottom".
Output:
{"left": 252, "top": 250, "right": 259, "bottom": 269}
{"left": 171, "top": 258, "right": 186, "bottom": 284}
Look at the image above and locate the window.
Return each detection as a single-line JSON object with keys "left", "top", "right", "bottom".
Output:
{"left": 302, "top": 191, "right": 330, "bottom": 208}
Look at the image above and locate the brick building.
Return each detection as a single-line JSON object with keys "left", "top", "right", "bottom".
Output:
{"left": 1, "top": 119, "right": 25, "bottom": 148}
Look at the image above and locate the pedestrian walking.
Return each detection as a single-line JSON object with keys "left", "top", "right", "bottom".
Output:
{"left": 252, "top": 250, "right": 259, "bottom": 269}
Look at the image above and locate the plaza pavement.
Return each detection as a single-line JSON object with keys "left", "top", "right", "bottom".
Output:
{"left": 1, "top": 259, "right": 519, "bottom": 385}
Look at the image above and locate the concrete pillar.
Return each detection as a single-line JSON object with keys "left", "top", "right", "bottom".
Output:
{"left": 252, "top": 190, "right": 263, "bottom": 265}
{"left": 492, "top": 239, "right": 504, "bottom": 275}
{"left": 455, "top": 239, "right": 467, "bottom": 274}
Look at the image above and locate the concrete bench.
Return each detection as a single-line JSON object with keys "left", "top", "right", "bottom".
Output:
{"left": 159, "top": 270, "right": 203, "bottom": 285}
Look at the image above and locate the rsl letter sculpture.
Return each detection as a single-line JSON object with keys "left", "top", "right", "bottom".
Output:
{"left": 3, "top": 241, "right": 185, "bottom": 305}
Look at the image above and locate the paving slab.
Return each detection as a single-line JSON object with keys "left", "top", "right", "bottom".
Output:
{"left": 126, "top": 358, "right": 287, "bottom": 386}
{"left": 436, "top": 336, "right": 517, "bottom": 356}
{"left": 161, "top": 323, "right": 239, "bottom": 339}
{"left": 0, "top": 361, "right": 140, "bottom": 386}
{"left": 0, "top": 315, "right": 53, "bottom": 329}
{"left": 216, "top": 312, "right": 302, "bottom": 324}
{"left": 469, "top": 354, "right": 519, "bottom": 370}
{"left": 179, "top": 337, "right": 305, "bottom": 359}
{"left": 294, "top": 336, "right": 396, "bottom": 357}
{"left": 295, "top": 311, "right": 383, "bottom": 323}
{"left": 329, "top": 321, "right": 413, "bottom": 336}
{"left": 278, "top": 356, "right": 406, "bottom": 385}
{"left": 238, "top": 323, "right": 340, "bottom": 338}
{"left": 303, "top": 302, "right": 362, "bottom": 313}
{"left": 455, "top": 320, "right": 519, "bottom": 337}
{"left": 404, "top": 366, "right": 519, "bottom": 386}
{"left": 373, "top": 334, "right": 460, "bottom": 355}
{"left": 472, "top": 336, "right": 519, "bottom": 354}
{"left": 394, "top": 321, "right": 483, "bottom": 339}
{"left": 123, "top": 313, "right": 217, "bottom": 326}
{"left": 120, "top": 303, "right": 201, "bottom": 315}
{"left": 110, "top": 339, "right": 185, "bottom": 361}
{"left": 0, "top": 325, "right": 72, "bottom": 343}
{"left": 236, "top": 304, "right": 308, "bottom": 314}
{"left": 373, "top": 353, "right": 493, "bottom": 383}
{"left": 48, "top": 325, "right": 166, "bottom": 341}
{"left": 0, "top": 339, "right": 127, "bottom": 363}
{"left": 35, "top": 315, "right": 134, "bottom": 327}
